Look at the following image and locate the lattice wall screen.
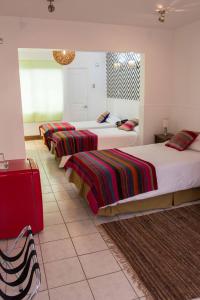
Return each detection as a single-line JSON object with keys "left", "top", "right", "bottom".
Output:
{"left": 106, "top": 52, "right": 141, "bottom": 101}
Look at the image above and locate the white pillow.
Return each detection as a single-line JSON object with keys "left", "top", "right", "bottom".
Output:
{"left": 188, "top": 135, "right": 200, "bottom": 151}
{"left": 106, "top": 114, "right": 121, "bottom": 124}
{"left": 134, "top": 125, "right": 139, "bottom": 133}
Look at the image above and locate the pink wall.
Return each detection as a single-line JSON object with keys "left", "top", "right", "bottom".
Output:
{"left": 0, "top": 16, "right": 173, "bottom": 159}
{"left": 172, "top": 20, "right": 200, "bottom": 132}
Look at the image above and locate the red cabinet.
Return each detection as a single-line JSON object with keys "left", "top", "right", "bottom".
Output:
{"left": 0, "top": 158, "right": 43, "bottom": 239}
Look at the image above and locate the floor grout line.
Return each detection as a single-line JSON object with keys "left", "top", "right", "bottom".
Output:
{"left": 24, "top": 140, "right": 149, "bottom": 299}
{"left": 98, "top": 223, "right": 140, "bottom": 298}
{"left": 46, "top": 166, "right": 95, "bottom": 299}
{"left": 30, "top": 141, "right": 128, "bottom": 298}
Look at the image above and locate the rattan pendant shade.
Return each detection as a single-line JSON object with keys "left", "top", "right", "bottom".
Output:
{"left": 53, "top": 50, "right": 75, "bottom": 65}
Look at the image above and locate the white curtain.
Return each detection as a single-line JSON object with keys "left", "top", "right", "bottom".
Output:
{"left": 19, "top": 64, "right": 63, "bottom": 123}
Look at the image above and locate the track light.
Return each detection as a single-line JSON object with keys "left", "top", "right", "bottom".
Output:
{"left": 158, "top": 9, "right": 166, "bottom": 23}
{"left": 159, "top": 14, "right": 165, "bottom": 23}
{"left": 47, "top": 0, "right": 55, "bottom": 13}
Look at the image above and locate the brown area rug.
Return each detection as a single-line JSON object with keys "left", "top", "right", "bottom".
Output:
{"left": 101, "top": 204, "right": 200, "bottom": 300}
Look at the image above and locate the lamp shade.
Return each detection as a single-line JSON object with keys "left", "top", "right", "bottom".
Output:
{"left": 53, "top": 50, "right": 75, "bottom": 65}
{"left": 163, "top": 119, "right": 169, "bottom": 128}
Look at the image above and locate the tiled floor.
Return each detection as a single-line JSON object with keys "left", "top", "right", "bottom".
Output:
{"left": 1, "top": 140, "right": 146, "bottom": 300}
{"left": 2, "top": 140, "right": 199, "bottom": 299}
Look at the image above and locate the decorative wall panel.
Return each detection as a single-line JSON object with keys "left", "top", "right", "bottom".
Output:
{"left": 106, "top": 52, "right": 141, "bottom": 100}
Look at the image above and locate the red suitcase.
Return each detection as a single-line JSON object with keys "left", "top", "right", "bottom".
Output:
{"left": 0, "top": 158, "right": 44, "bottom": 239}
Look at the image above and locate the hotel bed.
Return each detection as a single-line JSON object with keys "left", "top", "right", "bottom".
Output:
{"left": 65, "top": 142, "right": 200, "bottom": 216}
{"left": 70, "top": 120, "right": 116, "bottom": 130}
{"left": 39, "top": 120, "right": 117, "bottom": 148}
{"left": 52, "top": 127, "right": 140, "bottom": 168}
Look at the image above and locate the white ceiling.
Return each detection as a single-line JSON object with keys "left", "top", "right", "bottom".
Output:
{"left": 1, "top": 0, "right": 200, "bottom": 29}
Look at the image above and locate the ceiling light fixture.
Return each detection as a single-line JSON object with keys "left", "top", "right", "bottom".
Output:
{"left": 157, "top": 8, "right": 166, "bottom": 23}
{"left": 155, "top": 2, "right": 200, "bottom": 24}
{"left": 158, "top": 9, "right": 166, "bottom": 23}
{"left": 128, "top": 60, "right": 136, "bottom": 68}
{"left": 47, "top": 0, "right": 55, "bottom": 13}
{"left": 113, "top": 62, "right": 121, "bottom": 69}
{"left": 53, "top": 50, "right": 76, "bottom": 65}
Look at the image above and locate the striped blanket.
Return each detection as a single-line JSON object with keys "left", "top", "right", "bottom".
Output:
{"left": 51, "top": 130, "right": 98, "bottom": 158}
{"left": 65, "top": 149, "right": 158, "bottom": 214}
{"left": 39, "top": 122, "right": 76, "bottom": 149}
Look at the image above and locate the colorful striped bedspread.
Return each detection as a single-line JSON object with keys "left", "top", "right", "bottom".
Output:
{"left": 65, "top": 149, "right": 158, "bottom": 214}
{"left": 39, "top": 122, "right": 76, "bottom": 149}
{"left": 51, "top": 130, "right": 98, "bottom": 158}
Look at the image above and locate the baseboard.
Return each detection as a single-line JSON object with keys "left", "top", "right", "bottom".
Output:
{"left": 24, "top": 135, "right": 42, "bottom": 141}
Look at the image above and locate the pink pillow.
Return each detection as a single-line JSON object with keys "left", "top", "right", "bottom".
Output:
{"left": 165, "top": 130, "right": 198, "bottom": 151}
{"left": 188, "top": 134, "right": 200, "bottom": 151}
{"left": 119, "top": 120, "right": 136, "bottom": 131}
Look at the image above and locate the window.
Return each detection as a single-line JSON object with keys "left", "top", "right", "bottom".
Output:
{"left": 19, "top": 60, "right": 63, "bottom": 123}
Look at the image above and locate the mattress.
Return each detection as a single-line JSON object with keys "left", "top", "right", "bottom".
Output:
{"left": 40, "top": 120, "right": 115, "bottom": 138}
{"left": 110, "top": 142, "right": 200, "bottom": 206}
{"left": 58, "top": 127, "right": 139, "bottom": 167}
{"left": 70, "top": 120, "right": 116, "bottom": 130}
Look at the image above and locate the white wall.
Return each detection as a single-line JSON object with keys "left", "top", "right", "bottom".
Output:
{"left": 20, "top": 50, "right": 107, "bottom": 135}
{"left": 107, "top": 99, "right": 140, "bottom": 119}
{"left": 22, "top": 49, "right": 140, "bottom": 135}
{"left": 0, "top": 18, "right": 25, "bottom": 160}
{"left": 171, "top": 20, "right": 200, "bottom": 132}
{"left": 0, "top": 16, "right": 173, "bottom": 159}
{"left": 63, "top": 51, "right": 107, "bottom": 122}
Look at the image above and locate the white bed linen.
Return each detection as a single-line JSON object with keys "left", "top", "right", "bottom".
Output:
{"left": 70, "top": 120, "right": 115, "bottom": 130}
{"left": 59, "top": 127, "right": 139, "bottom": 167}
{"left": 109, "top": 143, "right": 200, "bottom": 206}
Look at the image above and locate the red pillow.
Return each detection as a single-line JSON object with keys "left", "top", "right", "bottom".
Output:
{"left": 165, "top": 130, "right": 198, "bottom": 151}
{"left": 118, "top": 120, "right": 136, "bottom": 131}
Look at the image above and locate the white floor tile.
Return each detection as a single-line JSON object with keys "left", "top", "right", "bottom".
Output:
{"left": 0, "top": 239, "right": 7, "bottom": 251}
{"left": 123, "top": 269, "right": 145, "bottom": 298}
{"left": 49, "top": 281, "right": 93, "bottom": 300}
{"left": 67, "top": 220, "right": 98, "bottom": 237}
{"left": 43, "top": 202, "right": 59, "bottom": 213}
{"left": 53, "top": 190, "right": 74, "bottom": 201}
{"left": 39, "top": 224, "right": 69, "bottom": 243}
{"left": 41, "top": 239, "right": 76, "bottom": 263}
{"left": 44, "top": 212, "right": 64, "bottom": 226}
{"left": 25, "top": 140, "right": 150, "bottom": 300}
{"left": 51, "top": 184, "right": 67, "bottom": 192}
{"left": 35, "top": 290, "right": 50, "bottom": 300}
{"left": 39, "top": 263, "right": 48, "bottom": 292}
{"left": 44, "top": 257, "right": 85, "bottom": 288}
{"left": 80, "top": 250, "right": 121, "bottom": 278}
{"left": 42, "top": 193, "right": 56, "bottom": 202}
{"left": 89, "top": 271, "right": 138, "bottom": 300}
{"left": 61, "top": 207, "right": 90, "bottom": 223}
{"left": 42, "top": 186, "right": 53, "bottom": 194}
{"left": 57, "top": 198, "right": 83, "bottom": 211}
{"left": 72, "top": 233, "right": 108, "bottom": 255}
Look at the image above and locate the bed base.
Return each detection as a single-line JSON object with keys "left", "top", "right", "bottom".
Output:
{"left": 68, "top": 169, "right": 200, "bottom": 217}
{"left": 98, "top": 187, "right": 200, "bottom": 217}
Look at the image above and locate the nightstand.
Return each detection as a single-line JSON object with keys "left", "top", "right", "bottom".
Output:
{"left": 154, "top": 133, "right": 173, "bottom": 143}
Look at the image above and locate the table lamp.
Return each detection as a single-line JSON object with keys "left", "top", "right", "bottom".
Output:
{"left": 163, "top": 119, "right": 169, "bottom": 136}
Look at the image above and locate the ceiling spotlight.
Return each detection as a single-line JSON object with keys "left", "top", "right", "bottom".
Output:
{"left": 47, "top": 0, "right": 55, "bottom": 13}
{"left": 157, "top": 8, "right": 166, "bottom": 23}
{"left": 159, "top": 12, "right": 165, "bottom": 23}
